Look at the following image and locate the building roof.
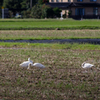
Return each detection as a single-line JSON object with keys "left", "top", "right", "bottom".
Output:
{"left": 46, "top": 2, "right": 100, "bottom": 8}
{"left": 46, "top": 3, "right": 70, "bottom": 8}
{"left": 70, "top": 3, "right": 100, "bottom": 7}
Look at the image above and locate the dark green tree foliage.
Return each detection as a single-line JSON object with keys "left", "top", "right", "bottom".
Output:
{"left": 1, "top": 0, "right": 61, "bottom": 18}
{"left": 3, "top": 0, "right": 37, "bottom": 15}
{"left": 53, "top": 7, "right": 62, "bottom": 18}
{"left": 38, "top": 0, "right": 43, "bottom": 4}
{"left": 21, "top": 0, "right": 30, "bottom": 9}
{"left": 41, "top": 4, "right": 47, "bottom": 18}
{"left": 21, "top": 9, "right": 31, "bottom": 18}
{"left": 42, "top": 5, "right": 54, "bottom": 18}
{"left": 0, "top": 0, "right": 3, "bottom": 18}
{"left": 38, "top": 0, "right": 49, "bottom": 4}
{"left": 31, "top": 4, "right": 42, "bottom": 19}
{"left": 46, "top": 7, "right": 54, "bottom": 18}
{"left": 0, "top": 0, "right": 3, "bottom": 7}
{"left": 31, "top": 4, "right": 54, "bottom": 19}
{"left": 31, "top": 0, "right": 37, "bottom": 6}
{"left": 21, "top": 0, "right": 37, "bottom": 8}
{"left": 3, "top": 0, "right": 23, "bottom": 14}
{"left": 41, "top": 4, "right": 50, "bottom": 18}
{"left": 43, "top": 0, "right": 49, "bottom": 3}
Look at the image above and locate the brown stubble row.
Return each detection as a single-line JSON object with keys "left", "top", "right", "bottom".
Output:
{"left": 0, "top": 30, "right": 100, "bottom": 39}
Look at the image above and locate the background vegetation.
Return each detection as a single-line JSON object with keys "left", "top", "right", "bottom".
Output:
{"left": 0, "top": 0, "right": 62, "bottom": 19}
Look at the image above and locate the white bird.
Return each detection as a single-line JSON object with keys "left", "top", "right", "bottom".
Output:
{"left": 33, "top": 63, "right": 45, "bottom": 68}
{"left": 81, "top": 62, "right": 94, "bottom": 72}
{"left": 27, "top": 63, "right": 45, "bottom": 69}
{"left": 19, "top": 58, "right": 33, "bottom": 69}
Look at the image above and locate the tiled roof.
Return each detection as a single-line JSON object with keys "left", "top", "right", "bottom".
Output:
{"left": 46, "top": 2, "right": 100, "bottom": 8}
{"left": 46, "top": 3, "right": 70, "bottom": 8}
{"left": 70, "top": 3, "right": 100, "bottom": 7}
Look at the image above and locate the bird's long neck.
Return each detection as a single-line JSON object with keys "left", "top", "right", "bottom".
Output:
{"left": 28, "top": 58, "right": 30, "bottom": 61}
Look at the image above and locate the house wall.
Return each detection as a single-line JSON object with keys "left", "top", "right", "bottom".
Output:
{"left": 71, "top": 7, "right": 100, "bottom": 16}
{"left": 86, "top": 7, "right": 100, "bottom": 15}
{"left": 49, "top": 0, "right": 100, "bottom": 19}
{"left": 62, "top": 9, "right": 69, "bottom": 17}
{"left": 85, "top": 7, "right": 93, "bottom": 15}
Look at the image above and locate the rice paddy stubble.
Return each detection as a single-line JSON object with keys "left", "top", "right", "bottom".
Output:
{"left": 1, "top": 30, "right": 100, "bottom": 40}
{"left": 0, "top": 47, "right": 100, "bottom": 100}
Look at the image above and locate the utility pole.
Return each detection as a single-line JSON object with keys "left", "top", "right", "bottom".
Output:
{"left": 30, "top": 0, "right": 32, "bottom": 9}
{"left": 2, "top": 6, "right": 4, "bottom": 19}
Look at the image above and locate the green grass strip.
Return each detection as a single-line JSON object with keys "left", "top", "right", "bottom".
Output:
{"left": 0, "top": 19, "right": 100, "bottom": 30}
{"left": 0, "top": 26, "right": 100, "bottom": 30}
{"left": 0, "top": 42, "right": 100, "bottom": 50}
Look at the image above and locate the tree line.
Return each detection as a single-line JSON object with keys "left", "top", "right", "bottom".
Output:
{"left": 0, "top": 0, "right": 62, "bottom": 18}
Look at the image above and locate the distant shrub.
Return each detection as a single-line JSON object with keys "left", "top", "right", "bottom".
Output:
{"left": 21, "top": 9, "right": 31, "bottom": 18}
{"left": 31, "top": 4, "right": 42, "bottom": 19}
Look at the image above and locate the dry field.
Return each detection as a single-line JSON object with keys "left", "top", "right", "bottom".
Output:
{"left": 1, "top": 30, "right": 100, "bottom": 40}
{"left": 0, "top": 46, "right": 100, "bottom": 100}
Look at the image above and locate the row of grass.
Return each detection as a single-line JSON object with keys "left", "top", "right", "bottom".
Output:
{"left": 0, "top": 42, "right": 100, "bottom": 50}
{"left": 0, "top": 19, "right": 100, "bottom": 30}
{"left": 0, "top": 26, "right": 100, "bottom": 30}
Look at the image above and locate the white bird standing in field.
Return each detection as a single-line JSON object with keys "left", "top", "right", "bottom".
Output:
{"left": 19, "top": 58, "right": 33, "bottom": 69}
{"left": 81, "top": 62, "right": 94, "bottom": 72}
{"left": 27, "top": 63, "right": 45, "bottom": 69}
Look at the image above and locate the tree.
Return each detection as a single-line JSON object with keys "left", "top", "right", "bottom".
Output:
{"left": 0, "top": 0, "right": 3, "bottom": 18}
{"left": 38, "top": 0, "right": 49, "bottom": 5}
{"left": 21, "top": 0, "right": 30, "bottom": 9}
{"left": 46, "top": 7, "right": 54, "bottom": 18}
{"left": 31, "top": 4, "right": 42, "bottom": 18}
{"left": 31, "top": 4, "right": 54, "bottom": 19}
{"left": 1, "top": 0, "right": 61, "bottom": 18}
{"left": 21, "top": 9, "right": 31, "bottom": 18}
{"left": 43, "top": 5, "right": 54, "bottom": 18}
{"left": 3, "top": 0, "right": 37, "bottom": 16}
{"left": 3, "top": 0, "right": 23, "bottom": 15}
{"left": 0, "top": 0, "right": 3, "bottom": 7}
{"left": 21, "top": 0, "right": 37, "bottom": 9}
{"left": 41, "top": 4, "right": 51, "bottom": 18}
{"left": 53, "top": 7, "right": 62, "bottom": 18}
{"left": 43, "top": 0, "right": 49, "bottom": 3}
